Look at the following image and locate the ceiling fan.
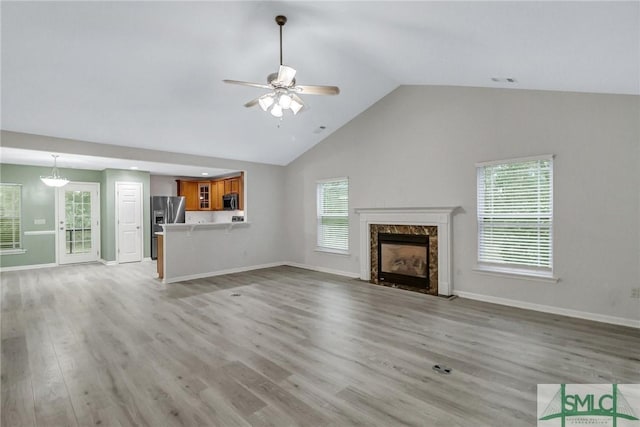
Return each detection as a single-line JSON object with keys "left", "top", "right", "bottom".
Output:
{"left": 223, "top": 15, "right": 340, "bottom": 118}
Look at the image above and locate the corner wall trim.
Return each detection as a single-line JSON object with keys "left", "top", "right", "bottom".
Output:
{"left": 0, "top": 263, "right": 58, "bottom": 272}
{"left": 285, "top": 262, "right": 360, "bottom": 278}
{"left": 454, "top": 290, "right": 640, "bottom": 329}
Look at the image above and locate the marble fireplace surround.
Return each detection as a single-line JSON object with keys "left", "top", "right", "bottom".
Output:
{"left": 355, "top": 207, "right": 458, "bottom": 296}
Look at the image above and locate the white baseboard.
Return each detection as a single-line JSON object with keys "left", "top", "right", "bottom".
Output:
{"left": 165, "top": 262, "right": 286, "bottom": 284}
{"left": 143, "top": 257, "right": 152, "bottom": 262}
{"left": 284, "top": 262, "right": 360, "bottom": 279}
{"left": 99, "top": 259, "right": 117, "bottom": 266}
{"left": 454, "top": 290, "right": 640, "bottom": 329}
{"left": 0, "top": 262, "right": 58, "bottom": 272}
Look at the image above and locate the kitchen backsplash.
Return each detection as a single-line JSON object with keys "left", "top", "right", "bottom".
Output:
{"left": 185, "top": 210, "right": 244, "bottom": 224}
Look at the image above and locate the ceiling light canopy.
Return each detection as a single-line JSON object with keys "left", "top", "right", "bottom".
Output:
{"left": 40, "top": 154, "right": 69, "bottom": 187}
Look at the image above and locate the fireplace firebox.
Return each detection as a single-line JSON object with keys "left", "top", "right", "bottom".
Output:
{"left": 377, "top": 233, "right": 430, "bottom": 289}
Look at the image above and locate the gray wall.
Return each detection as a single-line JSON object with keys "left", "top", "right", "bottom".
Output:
{"left": 0, "top": 163, "right": 102, "bottom": 267}
{"left": 284, "top": 85, "right": 640, "bottom": 322}
{"left": 150, "top": 175, "right": 178, "bottom": 197}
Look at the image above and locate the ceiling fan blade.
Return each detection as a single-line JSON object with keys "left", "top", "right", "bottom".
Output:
{"left": 293, "top": 85, "right": 340, "bottom": 95}
{"left": 276, "top": 65, "right": 297, "bottom": 86}
{"left": 223, "top": 79, "right": 272, "bottom": 89}
{"left": 244, "top": 97, "right": 260, "bottom": 108}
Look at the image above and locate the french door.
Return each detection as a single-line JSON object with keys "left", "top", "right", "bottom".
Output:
{"left": 57, "top": 182, "right": 100, "bottom": 264}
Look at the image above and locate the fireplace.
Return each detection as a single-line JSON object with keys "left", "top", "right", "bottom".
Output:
{"left": 370, "top": 224, "right": 438, "bottom": 295}
{"left": 356, "top": 207, "right": 457, "bottom": 296}
{"left": 378, "top": 233, "right": 430, "bottom": 289}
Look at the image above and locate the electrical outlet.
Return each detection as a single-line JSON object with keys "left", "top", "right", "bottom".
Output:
{"left": 631, "top": 288, "right": 640, "bottom": 299}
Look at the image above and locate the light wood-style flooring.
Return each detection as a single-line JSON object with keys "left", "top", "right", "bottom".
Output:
{"left": 2, "top": 263, "right": 639, "bottom": 426}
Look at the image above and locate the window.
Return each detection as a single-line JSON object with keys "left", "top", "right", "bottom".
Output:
{"left": 0, "top": 183, "right": 22, "bottom": 252}
{"left": 476, "top": 155, "right": 553, "bottom": 277}
{"left": 317, "top": 178, "right": 349, "bottom": 253}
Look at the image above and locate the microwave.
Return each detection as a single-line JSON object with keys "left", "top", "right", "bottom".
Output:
{"left": 223, "top": 193, "right": 239, "bottom": 210}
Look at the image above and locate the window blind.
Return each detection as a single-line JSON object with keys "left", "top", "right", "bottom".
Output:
{"left": 0, "top": 184, "right": 22, "bottom": 250}
{"left": 317, "top": 178, "right": 349, "bottom": 252}
{"left": 477, "top": 157, "right": 553, "bottom": 271}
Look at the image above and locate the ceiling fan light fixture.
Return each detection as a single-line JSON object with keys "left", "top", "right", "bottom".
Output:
{"left": 278, "top": 93, "right": 292, "bottom": 109}
{"left": 290, "top": 99, "right": 303, "bottom": 115}
{"left": 270, "top": 103, "right": 283, "bottom": 118}
{"left": 40, "top": 154, "right": 69, "bottom": 187}
{"left": 258, "top": 94, "right": 274, "bottom": 111}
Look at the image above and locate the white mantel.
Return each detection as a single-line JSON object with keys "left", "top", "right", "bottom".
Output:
{"left": 354, "top": 207, "right": 458, "bottom": 296}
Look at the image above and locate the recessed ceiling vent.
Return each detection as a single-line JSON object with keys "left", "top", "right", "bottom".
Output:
{"left": 491, "top": 77, "right": 517, "bottom": 83}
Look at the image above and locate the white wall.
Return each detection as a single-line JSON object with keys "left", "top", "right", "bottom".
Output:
{"left": 284, "top": 86, "right": 640, "bottom": 323}
{"left": 150, "top": 175, "right": 178, "bottom": 196}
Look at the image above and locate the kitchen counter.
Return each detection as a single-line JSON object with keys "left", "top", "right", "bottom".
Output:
{"left": 159, "top": 222, "right": 251, "bottom": 283}
{"left": 165, "top": 221, "right": 248, "bottom": 230}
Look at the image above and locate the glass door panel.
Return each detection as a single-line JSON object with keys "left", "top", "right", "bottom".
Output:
{"left": 58, "top": 183, "right": 100, "bottom": 264}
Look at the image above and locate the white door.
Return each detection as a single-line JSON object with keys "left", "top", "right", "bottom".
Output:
{"left": 58, "top": 182, "right": 100, "bottom": 264}
{"left": 116, "top": 182, "right": 143, "bottom": 263}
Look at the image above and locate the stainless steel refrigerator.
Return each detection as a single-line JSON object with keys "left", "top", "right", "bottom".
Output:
{"left": 151, "top": 196, "right": 186, "bottom": 260}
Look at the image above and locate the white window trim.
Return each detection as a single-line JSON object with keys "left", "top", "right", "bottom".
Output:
{"left": 476, "top": 154, "right": 554, "bottom": 168}
{"left": 476, "top": 155, "right": 555, "bottom": 279}
{"left": 0, "top": 183, "right": 23, "bottom": 254}
{"left": 314, "top": 246, "right": 350, "bottom": 256}
{"left": 316, "top": 177, "right": 349, "bottom": 254}
{"left": 473, "top": 264, "right": 559, "bottom": 283}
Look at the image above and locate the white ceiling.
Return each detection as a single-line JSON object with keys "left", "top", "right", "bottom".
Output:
{"left": 2, "top": 1, "right": 638, "bottom": 166}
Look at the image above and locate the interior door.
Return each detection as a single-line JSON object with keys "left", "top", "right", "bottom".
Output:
{"left": 116, "top": 182, "right": 143, "bottom": 263}
{"left": 58, "top": 182, "right": 100, "bottom": 264}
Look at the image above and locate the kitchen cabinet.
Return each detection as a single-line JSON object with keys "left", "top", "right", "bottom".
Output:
{"left": 198, "top": 182, "right": 211, "bottom": 210}
{"left": 157, "top": 234, "right": 164, "bottom": 279}
{"left": 178, "top": 181, "right": 199, "bottom": 211}
{"left": 230, "top": 178, "right": 240, "bottom": 194}
{"left": 177, "top": 173, "right": 244, "bottom": 212}
{"left": 213, "top": 181, "right": 224, "bottom": 210}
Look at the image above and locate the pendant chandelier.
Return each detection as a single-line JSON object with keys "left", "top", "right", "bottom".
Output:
{"left": 40, "top": 154, "right": 69, "bottom": 187}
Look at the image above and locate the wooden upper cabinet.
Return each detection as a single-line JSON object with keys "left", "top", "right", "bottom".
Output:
{"left": 178, "top": 180, "right": 199, "bottom": 211}
{"left": 214, "top": 180, "right": 224, "bottom": 210}
{"left": 178, "top": 173, "right": 244, "bottom": 212}
{"left": 229, "top": 178, "right": 240, "bottom": 194}
{"left": 198, "top": 182, "right": 211, "bottom": 210}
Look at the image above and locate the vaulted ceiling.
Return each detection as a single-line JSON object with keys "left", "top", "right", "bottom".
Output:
{"left": 2, "top": 1, "right": 638, "bottom": 166}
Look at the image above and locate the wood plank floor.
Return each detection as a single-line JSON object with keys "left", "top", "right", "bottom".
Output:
{"left": 2, "top": 263, "right": 639, "bottom": 427}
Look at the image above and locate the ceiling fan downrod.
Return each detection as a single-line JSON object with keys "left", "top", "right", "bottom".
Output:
{"left": 276, "top": 15, "right": 287, "bottom": 66}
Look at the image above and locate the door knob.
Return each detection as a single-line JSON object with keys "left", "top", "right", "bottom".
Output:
{"left": 136, "top": 226, "right": 140, "bottom": 229}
